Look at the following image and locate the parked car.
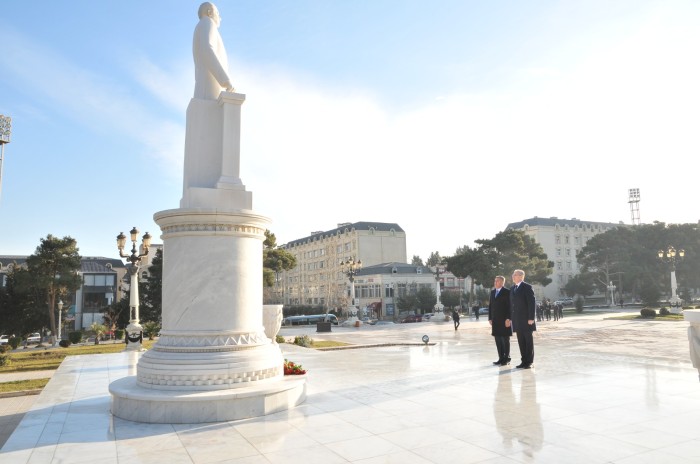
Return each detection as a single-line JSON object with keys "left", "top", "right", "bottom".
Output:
{"left": 478, "top": 307, "right": 489, "bottom": 315}
{"left": 0, "top": 335, "right": 8, "bottom": 345}
{"left": 422, "top": 313, "right": 434, "bottom": 320}
{"left": 370, "top": 320, "right": 396, "bottom": 326}
{"left": 401, "top": 314, "right": 423, "bottom": 323}
{"left": 26, "top": 333, "right": 41, "bottom": 344}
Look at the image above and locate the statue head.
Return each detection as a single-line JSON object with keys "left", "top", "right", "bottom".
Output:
{"left": 198, "top": 2, "right": 221, "bottom": 27}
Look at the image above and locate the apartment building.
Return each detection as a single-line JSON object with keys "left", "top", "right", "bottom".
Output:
{"left": 279, "top": 222, "right": 407, "bottom": 310}
{"left": 506, "top": 217, "right": 622, "bottom": 300}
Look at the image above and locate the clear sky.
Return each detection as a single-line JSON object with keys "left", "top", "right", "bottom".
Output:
{"left": 1, "top": 0, "right": 698, "bottom": 262}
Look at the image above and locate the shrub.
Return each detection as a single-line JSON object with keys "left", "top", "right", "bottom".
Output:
{"left": 293, "top": 335, "right": 313, "bottom": 348}
{"left": 0, "top": 354, "right": 10, "bottom": 367}
{"left": 8, "top": 337, "right": 21, "bottom": 350}
{"left": 68, "top": 331, "right": 83, "bottom": 344}
{"left": 640, "top": 308, "right": 657, "bottom": 318}
{"left": 58, "top": 340, "right": 71, "bottom": 348}
{"left": 275, "top": 335, "right": 285, "bottom": 344}
{"left": 0, "top": 345, "right": 8, "bottom": 354}
{"left": 142, "top": 321, "right": 161, "bottom": 340}
{"left": 115, "top": 329, "right": 124, "bottom": 340}
{"left": 659, "top": 307, "right": 670, "bottom": 316}
{"left": 574, "top": 296, "right": 584, "bottom": 313}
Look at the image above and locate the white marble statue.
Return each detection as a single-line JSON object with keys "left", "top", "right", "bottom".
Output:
{"left": 194, "top": 2, "right": 234, "bottom": 100}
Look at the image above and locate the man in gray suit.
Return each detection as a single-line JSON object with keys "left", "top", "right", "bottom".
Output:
{"left": 510, "top": 269, "right": 536, "bottom": 369}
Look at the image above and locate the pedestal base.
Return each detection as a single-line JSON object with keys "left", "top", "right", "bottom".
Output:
{"left": 684, "top": 310, "right": 700, "bottom": 382}
{"left": 110, "top": 375, "right": 306, "bottom": 423}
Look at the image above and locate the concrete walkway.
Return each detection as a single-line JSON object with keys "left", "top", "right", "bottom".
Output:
{"left": 1, "top": 310, "right": 699, "bottom": 463}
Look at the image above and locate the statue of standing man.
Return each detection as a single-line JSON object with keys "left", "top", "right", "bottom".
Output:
{"left": 193, "top": 2, "right": 234, "bottom": 100}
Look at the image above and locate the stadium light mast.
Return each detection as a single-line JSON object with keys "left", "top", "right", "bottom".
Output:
{"left": 0, "top": 114, "right": 11, "bottom": 202}
{"left": 628, "top": 188, "right": 640, "bottom": 225}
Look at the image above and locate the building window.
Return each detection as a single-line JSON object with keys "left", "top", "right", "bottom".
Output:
{"left": 574, "top": 236, "right": 580, "bottom": 246}
{"left": 566, "top": 248, "right": 571, "bottom": 256}
{"left": 555, "top": 235, "right": 561, "bottom": 244}
{"left": 565, "top": 236, "right": 570, "bottom": 244}
{"left": 566, "top": 261, "right": 571, "bottom": 270}
{"left": 556, "top": 248, "right": 561, "bottom": 257}
{"left": 556, "top": 261, "right": 562, "bottom": 270}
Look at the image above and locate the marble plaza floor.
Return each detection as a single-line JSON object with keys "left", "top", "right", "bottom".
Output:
{"left": 2, "top": 311, "right": 700, "bottom": 463}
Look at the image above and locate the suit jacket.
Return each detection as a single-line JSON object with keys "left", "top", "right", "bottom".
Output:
{"left": 510, "top": 281, "right": 537, "bottom": 332}
{"left": 489, "top": 287, "right": 512, "bottom": 337}
{"left": 193, "top": 16, "right": 232, "bottom": 100}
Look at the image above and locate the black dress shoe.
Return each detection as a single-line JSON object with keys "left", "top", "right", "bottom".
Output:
{"left": 500, "top": 360, "right": 510, "bottom": 366}
{"left": 493, "top": 360, "right": 502, "bottom": 365}
{"left": 516, "top": 363, "right": 525, "bottom": 368}
{"left": 517, "top": 364, "right": 532, "bottom": 369}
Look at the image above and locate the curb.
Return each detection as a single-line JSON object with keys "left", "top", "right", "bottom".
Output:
{"left": 0, "top": 389, "right": 43, "bottom": 399}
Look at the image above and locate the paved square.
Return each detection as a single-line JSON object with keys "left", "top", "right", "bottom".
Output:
{"left": 2, "top": 311, "right": 699, "bottom": 463}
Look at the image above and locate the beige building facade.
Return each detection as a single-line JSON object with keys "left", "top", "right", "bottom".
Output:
{"left": 278, "top": 222, "right": 407, "bottom": 311}
{"left": 506, "top": 217, "right": 622, "bottom": 301}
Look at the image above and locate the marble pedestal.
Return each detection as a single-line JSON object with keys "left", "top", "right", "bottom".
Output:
{"left": 685, "top": 309, "right": 700, "bottom": 381}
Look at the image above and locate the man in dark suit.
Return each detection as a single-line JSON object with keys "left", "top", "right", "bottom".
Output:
{"left": 488, "top": 275, "right": 512, "bottom": 366}
{"left": 510, "top": 269, "right": 536, "bottom": 368}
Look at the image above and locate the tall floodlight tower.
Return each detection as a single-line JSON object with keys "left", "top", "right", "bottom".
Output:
{"left": 628, "top": 188, "right": 641, "bottom": 225}
{"left": 0, "top": 114, "right": 11, "bottom": 202}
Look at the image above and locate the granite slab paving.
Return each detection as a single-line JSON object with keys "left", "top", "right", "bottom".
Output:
{"left": 1, "top": 311, "right": 699, "bottom": 463}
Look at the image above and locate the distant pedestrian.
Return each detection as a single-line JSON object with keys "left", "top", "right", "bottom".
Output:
{"left": 452, "top": 309, "right": 460, "bottom": 330}
{"left": 473, "top": 304, "right": 480, "bottom": 320}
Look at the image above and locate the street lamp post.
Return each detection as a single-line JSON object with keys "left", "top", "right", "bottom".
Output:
{"left": 433, "top": 265, "right": 445, "bottom": 321}
{"left": 607, "top": 281, "right": 616, "bottom": 307}
{"left": 55, "top": 299, "right": 64, "bottom": 346}
{"left": 117, "top": 227, "right": 152, "bottom": 351}
{"left": 658, "top": 246, "right": 685, "bottom": 313}
{"left": 0, "top": 114, "right": 12, "bottom": 202}
{"left": 340, "top": 257, "right": 362, "bottom": 324}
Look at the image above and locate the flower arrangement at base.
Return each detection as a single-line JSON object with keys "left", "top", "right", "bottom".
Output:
{"left": 284, "top": 359, "right": 307, "bottom": 375}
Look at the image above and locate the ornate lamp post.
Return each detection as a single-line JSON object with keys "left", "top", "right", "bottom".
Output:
{"left": 658, "top": 246, "right": 685, "bottom": 312}
{"left": 117, "top": 227, "right": 152, "bottom": 350}
{"left": 607, "top": 281, "right": 616, "bottom": 307}
{"left": 340, "top": 257, "right": 362, "bottom": 323}
{"left": 0, "top": 114, "right": 11, "bottom": 202}
{"left": 55, "top": 300, "right": 64, "bottom": 346}
{"left": 433, "top": 265, "right": 445, "bottom": 321}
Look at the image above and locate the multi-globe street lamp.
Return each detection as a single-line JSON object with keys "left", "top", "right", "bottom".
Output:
{"left": 658, "top": 246, "right": 685, "bottom": 311}
{"left": 340, "top": 257, "right": 362, "bottom": 322}
{"left": 607, "top": 281, "right": 616, "bottom": 307}
{"left": 55, "top": 299, "right": 64, "bottom": 346}
{"left": 433, "top": 265, "right": 445, "bottom": 320}
{"left": 117, "top": 227, "right": 152, "bottom": 350}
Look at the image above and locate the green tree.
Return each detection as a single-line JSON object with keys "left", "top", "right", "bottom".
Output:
{"left": 475, "top": 229, "right": 553, "bottom": 286}
{"left": 440, "top": 290, "right": 461, "bottom": 309}
{"left": 575, "top": 222, "right": 700, "bottom": 302}
{"left": 563, "top": 273, "right": 596, "bottom": 299}
{"left": 416, "top": 287, "right": 437, "bottom": 313}
{"left": 263, "top": 230, "right": 297, "bottom": 288}
{"left": 445, "top": 230, "right": 553, "bottom": 300}
{"left": 411, "top": 255, "right": 424, "bottom": 266}
{"left": 25, "top": 235, "right": 82, "bottom": 343}
{"left": 141, "top": 248, "right": 163, "bottom": 323}
{"left": 396, "top": 293, "right": 419, "bottom": 312}
{"left": 0, "top": 265, "right": 44, "bottom": 337}
{"left": 426, "top": 251, "right": 442, "bottom": 267}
